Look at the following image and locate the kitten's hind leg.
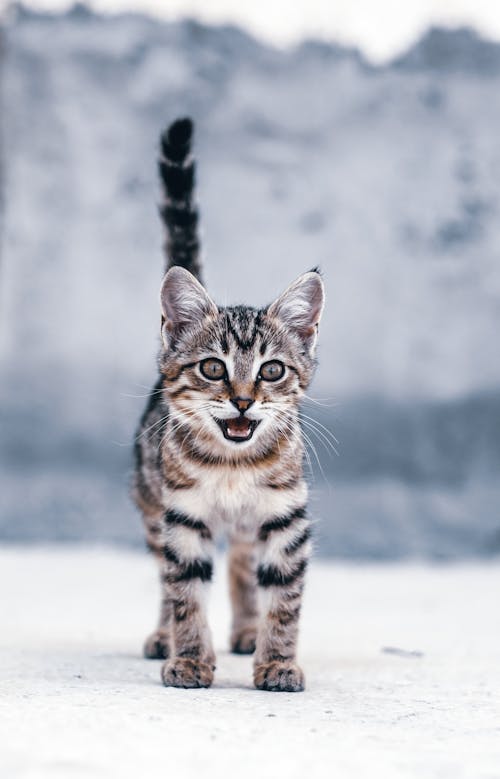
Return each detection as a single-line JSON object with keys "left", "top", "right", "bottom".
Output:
{"left": 228, "top": 542, "right": 259, "bottom": 654}
{"left": 143, "top": 588, "right": 173, "bottom": 660}
{"left": 142, "top": 512, "right": 173, "bottom": 660}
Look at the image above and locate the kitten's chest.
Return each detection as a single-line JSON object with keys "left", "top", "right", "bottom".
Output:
{"left": 197, "top": 467, "right": 263, "bottom": 522}
{"left": 167, "top": 465, "right": 304, "bottom": 539}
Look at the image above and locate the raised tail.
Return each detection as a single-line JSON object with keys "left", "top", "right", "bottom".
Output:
{"left": 158, "top": 117, "right": 202, "bottom": 283}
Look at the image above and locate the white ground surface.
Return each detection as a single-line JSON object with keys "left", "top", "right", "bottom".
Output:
{"left": 0, "top": 547, "right": 499, "bottom": 779}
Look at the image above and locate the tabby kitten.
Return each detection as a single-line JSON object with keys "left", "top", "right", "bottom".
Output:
{"left": 133, "top": 118, "right": 324, "bottom": 692}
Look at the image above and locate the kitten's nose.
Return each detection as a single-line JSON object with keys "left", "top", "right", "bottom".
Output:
{"left": 230, "top": 397, "right": 254, "bottom": 413}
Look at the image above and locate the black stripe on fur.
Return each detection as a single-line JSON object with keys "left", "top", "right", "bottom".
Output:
{"left": 158, "top": 160, "right": 195, "bottom": 201}
{"left": 284, "top": 526, "right": 311, "bottom": 556}
{"left": 163, "top": 544, "right": 180, "bottom": 564}
{"left": 170, "top": 559, "right": 213, "bottom": 583}
{"left": 164, "top": 509, "right": 212, "bottom": 540}
{"left": 258, "top": 507, "right": 307, "bottom": 542}
{"left": 160, "top": 204, "right": 198, "bottom": 229}
{"left": 257, "top": 559, "right": 307, "bottom": 588}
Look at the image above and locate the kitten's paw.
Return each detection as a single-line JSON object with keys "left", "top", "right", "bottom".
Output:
{"left": 230, "top": 626, "right": 257, "bottom": 655}
{"left": 161, "top": 658, "right": 214, "bottom": 689}
{"left": 254, "top": 661, "right": 305, "bottom": 692}
{"left": 143, "top": 630, "right": 171, "bottom": 660}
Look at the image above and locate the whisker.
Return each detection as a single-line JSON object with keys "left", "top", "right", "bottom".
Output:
{"left": 298, "top": 411, "right": 340, "bottom": 446}
{"left": 300, "top": 428, "right": 327, "bottom": 482}
{"left": 135, "top": 414, "right": 169, "bottom": 442}
{"left": 299, "top": 420, "right": 339, "bottom": 459}
{"left": 298, "top": 417, "right": 340, "bottom": 457}
{"left": 269, "top": 408, "right": 315, "bottom": 482}
{"left": 303, "top": 393, "right": 339, "bottom": 409}
{"left": 270, "top": 406, "right": 332, "bottom": 483}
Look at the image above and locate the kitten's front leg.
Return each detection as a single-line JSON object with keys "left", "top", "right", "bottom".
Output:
{"left": 254, "top": 505, "right": 311, "bottom": 692}
{"left": 159, "top": 509, "right": 215, "bottom": 689}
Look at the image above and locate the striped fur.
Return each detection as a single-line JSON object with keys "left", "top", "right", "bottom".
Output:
{"left": 159, "top": 117, "right": 202, "bottom": 282}
{"left": 133, "top": 117, "right": 325, "bottom": 692}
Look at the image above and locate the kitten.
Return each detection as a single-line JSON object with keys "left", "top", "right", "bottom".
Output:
{"left": 132, "top": 118, "right": 324, "bottom": 692}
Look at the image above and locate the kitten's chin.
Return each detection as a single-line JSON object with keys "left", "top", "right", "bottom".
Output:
{"left": 214, "top": 417, "right": 261, "bottom": 444}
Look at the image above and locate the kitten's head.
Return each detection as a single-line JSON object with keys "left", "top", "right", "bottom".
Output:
{"left": 159, "top": 267, "right": 324, "bottom": 460}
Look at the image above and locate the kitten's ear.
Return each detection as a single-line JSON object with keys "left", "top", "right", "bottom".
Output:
{"left": 267, "top": 271, "right": 325, "bottom": 353}
{"left": 160, "top": 266, "right": 218, "bottom": 346}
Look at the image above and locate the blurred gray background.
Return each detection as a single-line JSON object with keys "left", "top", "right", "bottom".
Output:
{"left": 1, "top": 2, "right": 499, "bottom": 557}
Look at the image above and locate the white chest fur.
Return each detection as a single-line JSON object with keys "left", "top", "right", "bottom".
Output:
{"left": 164, "top": 465, "right": 307, "bottom": 541}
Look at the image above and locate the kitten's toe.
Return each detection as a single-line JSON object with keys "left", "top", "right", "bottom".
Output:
{"left": 161, "top": 657, "right": 214, "bottom": 688}
{"left": 230, "top": 626, "right": 257, "bottom": 655}
{"left": 143, "top": 630, "right": 171, "bottom": 659}
{"left": 254, "top": 661, "right": 305, "bottom": 692}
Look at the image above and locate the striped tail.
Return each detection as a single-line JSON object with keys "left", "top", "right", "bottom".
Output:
{"left": 158, "top": 117, "right": 202, "bottom": 283}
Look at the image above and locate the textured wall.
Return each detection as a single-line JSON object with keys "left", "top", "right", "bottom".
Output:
{"left": 1, "top": 6, "right": 499, "bottom": 555}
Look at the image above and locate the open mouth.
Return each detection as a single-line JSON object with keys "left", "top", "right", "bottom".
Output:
{"left": 215, "top": 417, "right": 260, "bottom": 443}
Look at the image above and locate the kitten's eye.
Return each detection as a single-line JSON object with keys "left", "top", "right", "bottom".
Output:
{"left": 259, "top": 360, "right": 285, "bottom": 382}
{"left": 200, "top": 358, "right": 226, "bottom": 380}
